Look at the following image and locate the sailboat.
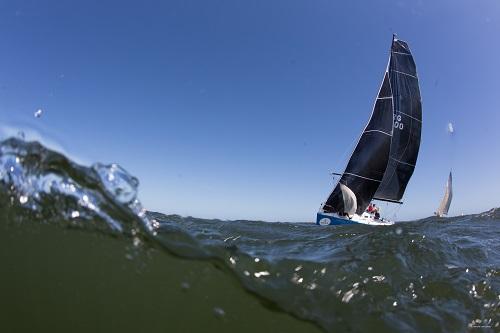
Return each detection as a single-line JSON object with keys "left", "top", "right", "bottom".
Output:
{"left": 316, "top": 35, "right": 422, "bottom": 226}
{"left": 435, "top": 172, "right": 453, "bottom": 217}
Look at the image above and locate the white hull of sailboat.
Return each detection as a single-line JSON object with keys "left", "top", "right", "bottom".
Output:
{"left": 316, "top": 212, "right": 394, "bottom": 226}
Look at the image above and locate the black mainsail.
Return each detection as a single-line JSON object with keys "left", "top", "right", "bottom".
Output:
{"left": 322, "top": 36, "right": 421, "bottom": 215}
{"left": 373, "top": 38, "right": 422, "bottom": 202}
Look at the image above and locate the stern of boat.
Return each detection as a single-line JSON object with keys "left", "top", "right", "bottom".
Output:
{"left": 316, "top": 212, "right": 357, "bottom": 226}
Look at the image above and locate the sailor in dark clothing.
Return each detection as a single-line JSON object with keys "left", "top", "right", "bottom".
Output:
{"left": 372, "top": 204, "right": 380, "bottom": 219}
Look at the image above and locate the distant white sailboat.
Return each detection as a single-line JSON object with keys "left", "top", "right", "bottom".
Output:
{"left": 435, "top": 172, "right": 453, "bottom": 217}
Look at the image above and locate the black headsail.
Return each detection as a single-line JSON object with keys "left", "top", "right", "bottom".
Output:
{"left": 322, "top": 51, "right": 394, "bottom": 215}
{"left": 373, "top": 37, "right": 422, "bottom": 202}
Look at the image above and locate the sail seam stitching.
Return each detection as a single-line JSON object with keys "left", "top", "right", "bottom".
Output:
{"left": 395, "top": 110, "right": 421, "bottom": 123}
{"left": 393, "top": 70, "right": 417, "bottom": 79}
{"left": 391, "top": 51, "right": 411, "bottom": 55}
{"left": 390, "top": 157, "right": 415, "bottom": 167}
{"left": 344, "top": 172, "right": 382, "bottom": 183}
{"left": 364, "top": 130, "right": 391, "bottom": 136}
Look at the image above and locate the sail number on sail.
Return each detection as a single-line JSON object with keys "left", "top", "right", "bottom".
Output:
{"left": 394, "top": 114, "right": 403, "bottom": 130}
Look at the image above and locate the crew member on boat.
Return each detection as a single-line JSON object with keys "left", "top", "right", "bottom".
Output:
{"left": 373, "top": 204, "right": 380, "bottom": 219}
{"left": 366, "top": 203, "right": 381, "bottom": 219}
{"left": 367, "top": 203, "right": 375, "bottom": 213}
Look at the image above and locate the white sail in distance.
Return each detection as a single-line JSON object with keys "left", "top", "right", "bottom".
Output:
{"left": 436, "top": 172, "right": 453, "bottom": 217}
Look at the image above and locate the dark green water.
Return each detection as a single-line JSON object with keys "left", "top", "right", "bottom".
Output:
{"left": 0, "top": 216, "right": 318, "bottom": 333}
{"left": 1, "top": 138, "right": 499, "bottom": 332}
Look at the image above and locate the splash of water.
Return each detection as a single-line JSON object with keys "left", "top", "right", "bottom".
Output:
{"left": 0, "top": 137, "right": 157, "bottom": 235}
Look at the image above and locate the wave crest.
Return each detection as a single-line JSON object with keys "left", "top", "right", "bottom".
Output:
{"left": 0, "top": 138, "right": 157, "bottom": 236}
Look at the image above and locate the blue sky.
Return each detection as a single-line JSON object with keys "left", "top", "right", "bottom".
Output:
{"left": 0, "top": 0, "right": 499, "bottom": 221}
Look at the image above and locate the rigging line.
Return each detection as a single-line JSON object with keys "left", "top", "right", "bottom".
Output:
{"left": 333, "top": 134, "right": 358, "bottom": 175}
{"left": 391, "top": 202, "right": 402, "bottom": 220}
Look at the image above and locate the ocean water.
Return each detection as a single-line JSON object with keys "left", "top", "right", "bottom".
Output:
{"left": 1, "top": 137, "right": 499, "bottom": 333}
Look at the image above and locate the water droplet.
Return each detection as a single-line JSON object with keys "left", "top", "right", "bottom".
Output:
{"left": 342, "top": 290, "right": 355, "bottom": 303}
{"left": 254, "top": 271, "right": 270, "bottom": 278}
{"left": 372, "top": 275, "right": 386, "bottom": 282}
{"left": 393, "top": 301, "right": 398, "bottom": 307}
{"left": 306, "top": 283, "right": 317, "bottom": 290}
{"left": 213, "top": 307, "right": 225, "bottom": 318}
{"left": 395, "top": 227, "right": 403, "bottom": 235}
{"left": 34, "top": 109, "right": 43, "bottom": 118}
{"left": 254, "top": 257, "right": 260, "bottom": 263}
{"left": 71, "top": 211, "right": 80, "bottom": 218}
{"left": 92, "top": 163, "right": 139, "bottom": 204}
{"left": 19, "top": 195, "right": 28, "bottom": 204}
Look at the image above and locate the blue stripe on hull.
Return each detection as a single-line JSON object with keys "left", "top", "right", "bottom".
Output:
{"left": 316, "top": 213, "right": 359, "bottom": 226}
